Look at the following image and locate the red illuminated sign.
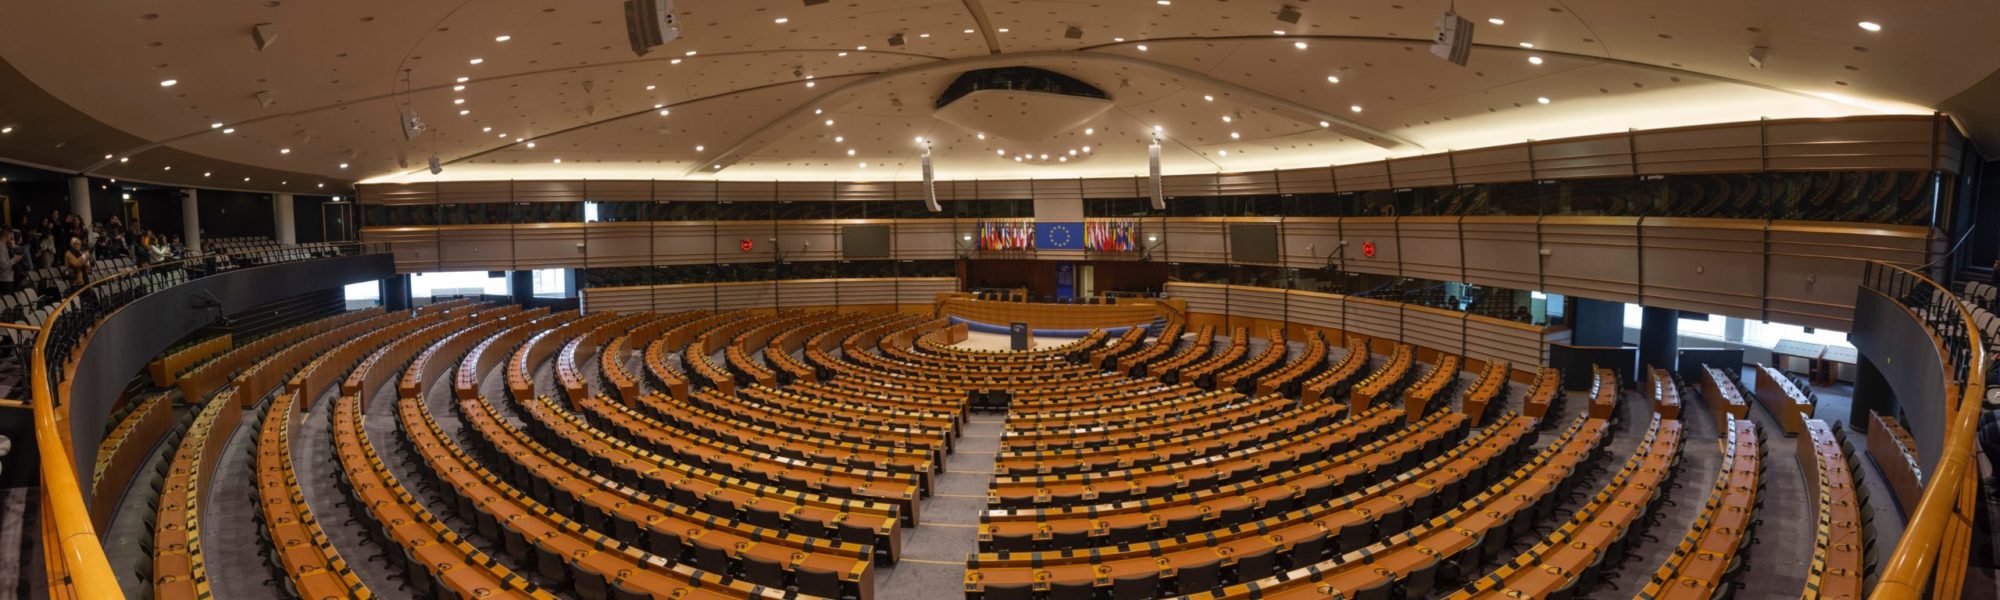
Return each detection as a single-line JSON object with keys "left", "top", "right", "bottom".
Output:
{"left": 740, "top": 239, "right": 755, "bottom": 252}
{"left": 1361, "top": 241, "right": 1376, "bottom": 258}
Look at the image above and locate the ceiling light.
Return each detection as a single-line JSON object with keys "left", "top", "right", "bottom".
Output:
{"left": 856, "top": 45, "right": 868, "bottom": 50}
{"left": 919, "top": 33, "right": 930, "bottom": 38}
{"left": 203, "top": 172, "right": 210, "bottom": 177}
{"left": 119, "top": 157, "right": 129, "bottom": 163}
{"left": 1, "top": 126, "right": 14, "bottom": 134}
{"left": 1217, "top": 150, "right": 1228, "bottom": 156}
{"left": 824, "top": 119, "right": 834, "bottom": 126}
{"left": 695, "top": 145, "right": 706, "bottom": 151}
{"left": 646, "top": 84, "right": 656, "bottom": 90}
{"left": 654, "top": 103, "right": 665, "bottom": 108}
{"left": 671, "top": 59, "right": 682, "bottom": 64}
{"left": 497, "top": 133, "right": 507, "bottom": 138}
{"left": 526, "top": 142, "right": 536, "bottom": 148}
{"left": 317, "top": 183, "right": 325, "bottom": 188}
{"left": 339, "top": 162, "right": 349, "bottom": 169}
{"left": 814, "top": 108, "right": 823, "bottom": 114}
{"left": 210, "top": 122, "right": 223, "bottom": 129}
{"left": 976, "top": 133, "right": 987, "bottom": 139}
{"left": 774, "top": 17, "right": 789, "bottom": 24}
{"left": 1203, "top": 94, "right": 1214, "bottom": 101}
{"left": 996, "top": 149, "right": 1006, "bottom": 155}
{"left": 280, "top": 148, "right": 291, "bottom": 154}
{"left": 1082, "top": 146, "right": 1091, "bottom": 153}
{"left": 835, "top": 136, "right": 845, "bottom": 142}
{"left": 838, "top": 52, "right": 848, "bottom": 57}
{"left": 1157, "top": 0, "right": 1170, "bottom": 4}
{"left": 458, "top": 109, "right": 469, "bottom": 115}
{"left": 1326, "top": 75, "right": 1341, "bottom": 83}
{"left": 1059, "top": 156, "right": 1067, "bottom": 162}
{"left": 514, "top": 137, "right": 523, "bottom": 142}
{"left": 495, "top": 35, "right": 512, "bottom": 42}
{"left": 659, "top": 109, "right": 670, "bottom": 116}
{"left": 1114, "top": 37, "right": 1126, "bottom": 42}
{"left": 1319, "top": 121, "right": 1330, "bottom": 127}
{"left": 858, "top": 162, "right": 866, "bottom": 168}
{"left": 806, "top": 81, "right": 815, "bottom": 87}
{"left": 1068, "top": 149, "right": 1077, "bottom": 156}
{"left": 996, "top": 29, "right": 1008, "bottom": 33}
{"left": 1293, "top": 41, "right": 1308, "bottom": 49}
{"left": 456, "top": 76, "right": 470, "bottom": 83}
{"left": 964, "top": 29, "right": 975, "bottom": 33}
{"left": 1136, "top": 44, "right": 1148, "bottom": 51}
{"left": 453, "top": 98, "right": 465, "bottom": 104}
{"left": 1858, "top": 21, "right": 1881, "bottom": 32}
{"left": 1152, "top": 124, "right": 1163, "bottom": 132}
{"left": 684, "top": 50, "right": 697, "bottom": 56}
{"left": 1230, "top": 132, "right": 1241, "bottom": 139}
{"left": 160, "top": 79, "right": 178, "bottom": 87}
{"left": 1528, "top": 56, "right": 1543, "bottom": 64}
{"left": 553, "top": 158, "right": 562, "bottom": 164}
{"left": 243, "top": 177, "right": 251, "bottom": 182}
{"left": 846, "top": 149, "right": 856, "bottom": 156}
{"left": 164, "top": 166, "right": 172, "bottom": 171}
{"left": 1273, "top": 30, "right": 1286, "bottom": 35}
{"left": 712, "top": 164, "right": 722, "bottom": 169}
{"left": 469, "top": 58, "right": 483, "bottom": 64}
{"left": 1350, "top": 105, "right": 1362, "bottom": 112}
{"left": 1084, "top": 128, "right": 1094, "bottom": 135}
{"left": 1518, "top": 42, "right": 1534, "bottom": 48}
{"left": 1487, "top": 18, "right": 1504, "bottom": 25}
{"left": 104, "top": 154, "right": 113, "bottom": 159}
{"left": 1014, "top": 156, "right": 1023, "bottom": 162}
{"left": 1040, "top": 154, "right": 1049, "bottom": 160}
{"left": 223, "top": 128, "right": 235, "bottom": 134}
{"left": 453, "top": 85, "right": 465, "bottom": 91}
{"left": 1222, "top": 115, "right": 1233, "bottom": 123}
{"left": 483, "top": 126, "right": 493, "bottom": 132}
{"left": 1537, "top": 96, "right": 1551, "bottom": 104}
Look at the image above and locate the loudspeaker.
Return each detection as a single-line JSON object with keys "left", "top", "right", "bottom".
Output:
{"left": 1148, "top": 139, "right": 1165, "bottom": 211}
{"left": 427, "top": 154, "right": 443, "bottom": 175}
{"left": 1429, "top": 11, "right": 1473, "bottom": 66}
{"left": 625, "top": 0, "right": 681, "bottom": 57}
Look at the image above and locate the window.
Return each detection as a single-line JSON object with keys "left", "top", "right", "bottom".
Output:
{"left": 1678, "top": 312, "right": 1726, "bottom": 339}
{"left": 583, "top": 201, "right": 600, "bottom": 223}
{"left": 531, "top": 268, "right": 570, "bottom": 299}
{"left": 343, "top": 280, "right": 380, "bottom": 309}
{"left": 411, "top": 271, "right": 507, "bottom": 299}
{"left": 1744, "top": 320, "right": 1852, "bottom": 350}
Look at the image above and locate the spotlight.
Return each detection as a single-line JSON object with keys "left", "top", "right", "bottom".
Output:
{"left": 1064, "top": 26, "right": 1084, "bottom": 39}
{"left": 888, "top": 33, "right": 906, "bottom": 46}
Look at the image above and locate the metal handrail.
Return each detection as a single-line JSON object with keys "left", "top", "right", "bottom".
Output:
{"left": 32, "top": 241, "right": 378, "bottom": 598}
{"left": 1864, "top": 261, "right": 1988, "bottom": 600}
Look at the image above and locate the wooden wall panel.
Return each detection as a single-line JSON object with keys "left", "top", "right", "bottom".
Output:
{"left": 1275, "top": 167, "right": 1334, "bottom": 194}
{"left": 1162, "top": 174, "right": 1218, "bottom": 198}
{"left": 581, "top": 222, "right": 653, "bottom": 268}
{"left": 1533, "top": 133, "right": 1636, "bottom": 179}
{"left": 1218, "top": 171, "right": 1279, "bottom": 196}
{"left": 1764, "top": 117, "right": 1935, "bottom": 171}
{"left": 1281, "top": 219, "right": 1341, "bottom": 270}
{"left": 836, "top": 279, "right": 897, "bottom": 305}
{"left": 1465, "top": 315, "right": 1544, "bottom": 368}
{"left": 1225, "top": 285, "right": 1287, "bottom": 323}
{"left": 715, "top": 281, "right": 778, "bottom": 310}
{"left": 1169, "top": 282, "right": 1229, "bottom": 317}
{"left": 437, "top": 181, "right": 513, "bottom": 204}
{"left": 1634, "top": 123, "right": 1762, "bottom": 174}
{"left": 1401, "top": 306, "right": 1464, "bottom": 357}
{"left": 1539, "top": 217, "right": 1639, "bottom": 303}
{"left": 514, "top": 180, "right": 585, "bottom": 203}
{"left": 579, "top": 286, "right": 654, "bottom": 314}
{"left": 1337, "top": 218, "right": 1399, "bottom": 276}
{"left": 1451, "top": 145, "right": 1533, "bottom": 184}
{"left": 1639, "top": 219, "right": 1765, "bottom": 318}
{"left": 1390, "top": 154, "right": 1454, "bottom": 189}
{"left": 1031, "top": 179, "right": 1083, "bottom": 202}
{"left": 974, "top": 179, "right": 1035, "bottom": 200}
{"left": 776, "top": 280, "right": 838, "bottom": 308}
{"left": 656, "top": 283, "right": 717, "bottom": 312}
{"left": 1459, "top": 217, "right": 1541, "bottom": 292}
{"left": 893, "top": 220, "right": 959, "bottom": 260}
{"left": 1397, "top": 217, "right": 1462, "bottom": 282}
{"left": 359, "top": 182, "right": 437, "bottom": 205}
{"left": 653, "top": 222, "right": 716, "bottom": 265}
{"left": 661, "top": 180, "right": 719, "bottom": 201}
{"left": 836, "top": 181, "right": 895, "bottom": 201}
{"left": 1764, "top": 222, "right": 1931, "bottom": 330}
{"left": 774, "top": 222, "right": 840, "bottom": 263}
{"left": 1081, "top": 177, "right": 1141, "bottom": 199}
{"left": 1334, "top": 161, "right": 1392, "bottom": 191}
{"left": 1284, "top": 290, "right": 1345, "bottom": 331}
{"left": 778, "top": 181, "right": 836, "bottom": 201}
{"left": 1344, "top": 297, "right": 1401, "bottom": 342}
{"left": 1165, "top": 220, "right": 1228, "bottom": 264}
{"left": 361, "top": 227, "right": 439, "bottom": 272}
{"left": 898, "top": 278, "right": 960, "bottom": 304}
{"left": 717, "top": 181, "right": 773, "bottom": 202}
{"left": 585, "top": 180, "right": 652, "bottom": 202}
{"left": 511, "top": 224, "right": 586, "bottom": 269}
{"left": 436, "top": 226, "right": 514, "bottom": 271}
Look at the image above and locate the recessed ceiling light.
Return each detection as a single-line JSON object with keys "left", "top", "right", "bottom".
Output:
{"left": 1350, "top": 105, "right": 1362, "bottom": 112}
{"left": 203, "top": 172, "right": 210, "bottom": 177}
{"left": 996, "top": 29, "right": 1008, "bottom": 33}
{"left": 964, "top": 29, "right": 975, "bottom": 33}
{"left": 773, "top": 17, "right": 789, "bottom": 24}
{"left": 280, "top": 148, "right": 291, "bottom": 154}
{"left": 838, "top": 52, "right": 848, "bottom": 57}
{"left": 1068, "top": 149, "right": 1077, "bottom": 156}
{"left": 712, "top": 164, "right": 722, "bottom": 169}
{"left": 1222, "top": 115, "right": 1233, "bottom": 123}
{"left": 497, "top": 133, "right": 507, "bottom": 138}
{"left": 453, "top": 85, "right": 465, "bottom": 91}
{"left": 104, "top": 154, "right": 113, "bottom": 159}
{"left": 671, "top": 58, "right": 682, "bottom": 64}
{"left": 1136, "top": 44, "right": 1149, "bottom": 51}
{"left": 243, "top": 177, "right": 251, "bottom": 182}
{"left": 1040, "top": 154, "right": 1049, "bottom": 160}
{"left": 459, "top": 109, "right": 470, "bottom": 115}
{"left": 339, "top": 163, "right": 349, "bottom": 169}
{"left": 1157, "top": 0, "right": 1170, "bottom": 4}
{"left": 814, "top": 108, "right": 823, "bottom": 114}
{"left": 1152, "top": 124, "right": 1163, "bottom": 132}
{"left": 317, "top": 183, "right": 325, "bottom": 188}
{"left": 1114, "top": 37, "right": 1126, "bottom": 42}
{"left": 1294, "top": 41, "right": 1308, "bottom": 49}
{"left": 495, "top": 35, "right": 512, "bottom": 42}
{"left": 514, "top": 137, "right": 523, "bottom": 142}
{"left": 858, "top": 162, "right": 867, "bottom": 168}
{"left": 1084, "top": 128, "right": 1094, "bottom": 135}
{"left": 119, "top": 157, "right": 128, "bottom": 163}
{"left": 456, "top": 76, "right": 469, "bottom": 83}
{"left": 1059, "top": 156, "right": 1068, "bottom": 162}
{"left": 1327, "top": 75, "right": 1341, "bottom": 83}
{"left": 1537, "top": 97, "right": 1551, "bottom": 104}
{"left": 695, "top": 145, "right": 705, "bottom": 151}
{"left": 1230, "top": 132, "right": 1241, "bottom": 139}
{"left": 1319, "top": 121, "right": 1330, "bottom": 127}
{"left": 684, "top": 50, "right": 697, "bottom": 56}
{"left": 1528, "top": 56, "right": 1543, "bottom": 65}
{"left": 659, "top": 109, "right": 670, "bottom": 116}
{"left": 834, "top": 136, "right": 845, "bottom": 142}
{"left": 223, "top": 128, "right": 235, "bottom": 133}
{"left": 1518, "top": 42, "right": 1534, "bottom": 48}
{"left": 1858, "top": 21, "right": 1881, "bottom": 31}
{"left": 646, "top": 84, "right": 656, "bottom": 90}
{"left": 846, "top": 149, "right": 856, "bottom": 156}
{"left": 976, "top": 133, "right": 987, "bottom": 139}
{"left": 553, "top": 158, "right": 562, "bottom": 164}
{"left": 163, "top": 166, "right": 172, "bottom": 171}
{"left": 655, "top": 103, "right": 665, "bottom": 108}
{"left": 469, "top": 58, "right": 483, "bottom": 64}
{"left": 997, "top": 149, "right": 1006, "bottom": 155}
{"left": 526, "top": 142, "right": 536, "bottom": 148}
{"left": 210, "top": 122, "right": 223, "bottom": 129}
{"left": 805, "top": 81, "right": 816, "bottom": 87}
{"left": 919, "top": 33, "right": 930, "bottom": 38}
{"left": 453, "top": 98, "right": 465, "bottom": 104}
{"left": 824, "top": 119, "right": 834, "bottom": 126}
{"left": 160, "top": 79, "right": 178, "bottom": 87}
{"left": 483, "top": 126, "right": 493, "bottom": 132}
{"left": 1203, "top": 94, "right": 1214, "bottom": 101}
{"left": 1014, "top": 156, "right": 1024, "bottom": 162}
{"left": 3, "top": 126, "right": 14, "bottom": 134}
{"left": 1272, "top": 30, "right": 1285, "bottom": 35}
{"left": 856, "top": 45, "right": 868, "bottom": 50}
{"left": 1082, "top": 146, "right": 1091, "bottom": 153}
{"left": 1488, "top": 18, "right": 1505, "bottom": 25}
{"left": 1218, "top": 150, "right": 1229, "bottom": 156}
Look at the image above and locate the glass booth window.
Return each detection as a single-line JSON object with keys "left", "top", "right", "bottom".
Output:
{"left": 411, "top": 271, "right": 508, "bottom": 299}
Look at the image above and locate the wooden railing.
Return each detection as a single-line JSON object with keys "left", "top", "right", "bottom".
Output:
{"left": 1862, "top": 262, "right": 1988, "bottom": 600}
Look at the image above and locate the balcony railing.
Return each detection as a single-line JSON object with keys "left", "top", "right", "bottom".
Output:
{"left": 1861, "top": 261, "right": 1989, "bottom": 600}
{"left": 32, "top": 241, "right": 381, "bottom": 598}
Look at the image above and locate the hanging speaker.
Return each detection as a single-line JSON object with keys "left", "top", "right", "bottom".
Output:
{"left": 1148, "top": 139, "right": 1165, "bottom": 210}
{"left": 625, "top": 0, "right": 681, "bottom": 57}
{"left": 921, "top": 145, "right": 941, "bottom": 212}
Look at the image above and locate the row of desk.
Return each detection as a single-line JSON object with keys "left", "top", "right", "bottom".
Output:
{"left": 1798, "top": 420, "right": 1868, "bottom": 599}
{"left": 1636, "top": 419, "right": 1763, "bottom": 600}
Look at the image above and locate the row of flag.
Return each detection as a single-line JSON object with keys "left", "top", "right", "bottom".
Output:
{"left": 977, "top": 221, "right": 1036, "bottom": 251}
{"left": 1086, "top": 220, "right": 1141, "bottom": 252}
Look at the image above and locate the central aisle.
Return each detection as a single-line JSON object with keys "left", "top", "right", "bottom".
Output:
{"left": 873, "top": 414, "right": 1004, "bottom": 600}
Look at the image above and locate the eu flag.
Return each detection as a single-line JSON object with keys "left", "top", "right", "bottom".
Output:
{"left": 1037, "top": 222, "right": 1085, "bottom": 250}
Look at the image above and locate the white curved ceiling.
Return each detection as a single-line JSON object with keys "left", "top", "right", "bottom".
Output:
{"left": 0, "top": 0, "right": 1987, "bottom": 189}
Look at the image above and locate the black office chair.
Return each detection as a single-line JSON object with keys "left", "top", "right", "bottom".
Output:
{"left": 1051, "top": 529, "right": 1088, "bottom": 551}
{"left": 743, "top": 553, "right": 787, "bottom": 589}
{"left": 1114, "top": 573, "right": 1160, "bottom": 598}
{"left": 1050, "top": 579, "right": 1093, "bottom": 600}
{"left": 533, "top": 540, "right": 570, "bottom": 586}
{"left": 1396, "top": 555, "right": 1440, "bottom": 599}
{"left": 983, "top": 582, "right": 1034, "bottom": 600}
{"left": 1177, "top": 558, "right": 1223, "bottom": 595}
{"left": 612, "top": 578, "right": 653, "bottom": 600}
{"left": 1338, "top": 521, "right": 1374, "bottom": 553}
{"left": 649, "top": 527, "right": 684, "bottom": 562}
{"left": 1287, "top": 531, "right": 1329, "bottom": 568}
{"left": 990, "top": 532, "right": 1036, "bottom": 553}
{"left": 746, "top": 505, "right": 785, "bottom": 530}
{"left": 571, "top": 557, "right": 613, "bottom": 600}
{"left": 694, "top": 537, "right": 734, "bottom": 576}
{"left": 1233, "top": 546, "right": 1278, "bottom": 583}
{"left": 1352, "top": 577, "right": 1393, "bottom": 600}
{"left": 797, "top": 566, "right": 843, "bottom": 599}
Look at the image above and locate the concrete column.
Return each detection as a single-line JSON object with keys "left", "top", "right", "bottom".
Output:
{"left": 273, "top": 193, "right": 296, "bottom": 246}
{"left": 181, "top": 189, "right": 201, "bottom": 253}
{"left": 66, "top": 175, "right": 92, "bottom": 227}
